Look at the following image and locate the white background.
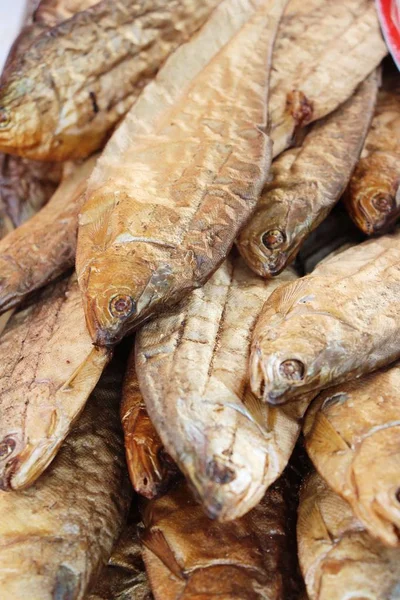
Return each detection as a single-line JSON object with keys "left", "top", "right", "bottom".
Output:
{"left": 0, "top": 0, "right": 28, "bottom": 73}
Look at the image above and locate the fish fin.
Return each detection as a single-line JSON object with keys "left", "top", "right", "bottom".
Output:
{"left": 305, "top": 500, "right": 333, "bottom": 543}
{"left": 140, "top": 528, "right": 184, "bottom": 580}
{"left": 61, "top": 347, "right": 110, "bottom": 392}
{"left": 274, "top": 277, "right": 310, "bottom": 314}
{"left": 306, "top": 412, "right": 351, "bottom": 456}
{"left": 87, "top": 202, "right": 116, "bottom": 250}
{"left": 242, "top": 387, "right": 270, "bottom": 431}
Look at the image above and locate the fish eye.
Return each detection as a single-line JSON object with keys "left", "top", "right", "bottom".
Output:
{"left": 109, "top": 294, "right": 136, "bottom": 319}
{"left": 396, "top": 488, "right": 400, "bottom": 503}
{"left": 372, "top": 194, "right": 394, "bottom": 213}
{"left": 261, "top": 229, "right": 286, "bottom": 250}
{"left": 279, "top": 359, "right": 305, "bottom": 381}
{"left": 0, "top": 107, "right": 10, "bottom": 129}
{"left": 0, "top": 436, "right": 16, "bottom": 460}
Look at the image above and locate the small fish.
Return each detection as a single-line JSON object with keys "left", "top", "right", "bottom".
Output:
{"left": 344, "top": 74, "right": 400, "bottom": 234}
{"left": 0, "top": 154, "right": 97, "bottom": 315}
{"left": 237, "top": 73, "right": 378, "bottom": 277}
{"left": 0, "top": 274, "right": 110, "bottom": 490}
{"left": 121, "top": 345, "right": 178, "bottom": 499}
{"left": 304, "top": 362, "right": 400, "bottom": 547}
{"left": 140, "top": 477, "right": 300, "bottom": 600}
{"left": 136, "top": 254, "right": 308, "bottom": 521}
{"left": 0, "top": 0, "right": 223, "bottom": 161}
{"left": 249, "top": 231, "right": 400, "bottom": 404}
{"left": 298, "top": 472, "right": 400, "bottom": 600}
{"left": 77, "top": 0, "right": 286, "bottom": 346}
{"left": 0, "top": 357, "right": 131, "bottom": 598}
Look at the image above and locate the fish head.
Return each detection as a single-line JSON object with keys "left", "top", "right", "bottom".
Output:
{"left": 0, "top": 429, "right": 25, "bottom": 490}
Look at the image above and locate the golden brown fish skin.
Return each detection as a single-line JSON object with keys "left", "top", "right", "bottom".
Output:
{"left": 136, "top": 255, "right": 310, "bottom": 521}
{"left": 269, "top": 0, "right": 387, "bottom": 157}
{"left": 88, "top": 523, "right": 152, "bottom": 600}
{"left": 0, "top": 274, "right": 110, "bottom": 491}
{"left": 304, "top": 364, "right": 400, "bottom": 547}
{"left": 77, "top": 0, "right": 285, "bottom": 347}
{"left": 298, "top": 472, "right": 400, "bottom": 600}
{"left": 121, "top": 346, "right": 178, "bottom": 499}
{"left": 0, "top": 155, "right": 97, "bottom": 315}
{"left": 237, "top": 73, "right": 378, "bottom": 277}
{"left": 0, "top": 358, "right": 131, "bottom": 600}
{"left": 249, "top": 231, "right": 400, "bottom": 405}
{"left": 34, "top": 0, "right": 100, "bottom": 26}
{"left": 140, "top": 477, "right": 299, "bottom": 600}
{"left": 0, "top": 0, "right": 223, "bottom": 161}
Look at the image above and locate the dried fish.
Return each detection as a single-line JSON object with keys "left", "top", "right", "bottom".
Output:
{"left": 136, "top": 255, "right": 308, "bottom": 520}
{"left": 298, "top": 472, "right": 400, "bottom": 600}
{"left": 304, "top": 363, "right": 400, "bottom": 547}
{"left": 237, "top": 73, "right": 378, "bottom": 277}
{"left": 121, "top": 349, "right": 178, "bottom": 499}
{"left": 0, "top": 357, "right": 131, "bottom": 599}
{"left": 269, "top": 0, "right": 387, "bottom": 157}
{"left": 34, "top": 0, "right": 100, "bottom": 26}
{"left": 250, "top": 231, "right": 400, "bottom": 404}
{"left": 140, "top": 477, "right": 299, "bottom": 600}
{"left": 0, "top": 274, "right": 110, "bottom": 490}
{"left": 344, "top": 75, "right": 400, "bottom": 234}
{"left": 0, "top": 155, "right": 97, "bottom": 315}
{"left": 0, "top": 0, "right": 223, "bottom": 161}
{"left": 77, "top": 0, "right": 286, "bottom": 346}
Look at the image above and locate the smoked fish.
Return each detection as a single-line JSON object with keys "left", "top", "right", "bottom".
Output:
{"left": 0, "top": 357, "right": 131, "bottom": 599}
{"left": 121, "top": 350, "right": 178, "bottom": 499}
{"left": 304, "top": 363, "right": 400, "bottom": 547}
{"left": 298, "top": 472, "right": 400, "bottom": 600}
{"left": 77, "top": 0, "right": 286, "bottom": 346}
{"left": 136, "top": 255, "right": 309, "bottom": 521}
{"left": 344, "top": 75, "right": 400, "bottom": 235}
{"left": 269, "top": 0, "right": 387, "bottom": 157}
{"left": 237, "top": 73, "right": 378, "bottom": 277}
{"left": 0, "top": 0, "right": 223, "bottom": 161}
{"left": 0, "top": 274, "right": 110, "bottom": 490}
{"left": 140, "top": 478, "right": 299, "bottom": 600}
{"left": 250, "top": 231, "right": 400, "bottom": 404}
{"left": 0, "top": 155, "right": 97, "bottom": 315}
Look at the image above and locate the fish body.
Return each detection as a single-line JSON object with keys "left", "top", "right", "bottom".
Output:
{"left": 0, "top": 358, "right": 131, "bottom": 599}
{"left": 34, "top": 0, "right": 100, "bottom": 26}
{"left": 298, "top": 472, "right": 400, "bottom": 600}
{"left": 237, "top": 73, "right": 378, "bottom": 277}
{"left": 344, "top": 75, "right": 400, "bottom": 234}
{"left": 250, "top": 231, "right": 400, "bottom": 404}
{"left": 0, "top": 275, "right": 110, "bottom": 490}
{"left": 141, "top": 478, "right": 299, "bottom": 600}
{"left": 0, "top": 0, "right": 223, "bottom": 161}
{"left": 136, "top": 254, "right": 307, "bottom": 521}
{"left": 0, "top": 155, "right": 97, "bottom": 314}
{"left": 304, "top": 363, "right": 400, "bottom": 547}
{"left": 77, "top": 0, "right": 286, "bottom": 346}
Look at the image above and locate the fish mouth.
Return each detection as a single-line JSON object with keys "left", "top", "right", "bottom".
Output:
{"left": 0, "top": 455, "right": 20, "bottom": 491}
{"left": 7, "top": 439, "right": 65, "bottom": 491}
{"left": 249, "top": 349, "right": 288, "bottom": 405}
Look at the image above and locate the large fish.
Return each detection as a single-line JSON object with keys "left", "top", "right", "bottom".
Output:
{"left": 0, "top": 0, "right": 223, "bottom": 161}
{"left": 304, "top": 363, "right": 400, "bottom": 547}
{"left": 0, "top": 357, "right": 131, "bottom": 599}
{"left": 237, "top": 72, "right": 378, "bottom": 277}
{"left": 140, "top": 477, "right": 300, "bottom": 600}
{"left": 0, "top": 274, "right": 109, "bottom": 490}
{"left": 136, "top": 255, "right": 309, "bottom": 521}
{"left": 250, "top": 231, "right": 400, "bottom": 404}
{"left": 0, "top": 155, "right": 97, "bottom": 315}
{"left": 298, "top": 472, "right": 400, "bottom": 600}
{"left": 344, "top": 73, "right": 400, "bottom": 234}
{"left": 77, "top": 0, "right": 286, "bottom": 346}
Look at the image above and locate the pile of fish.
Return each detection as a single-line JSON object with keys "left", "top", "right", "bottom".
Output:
{"left": 0, "top": 0, "right": 399, "bottom": 598}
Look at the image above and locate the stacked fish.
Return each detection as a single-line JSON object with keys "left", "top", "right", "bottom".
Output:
{"left": 0, "top": 0, "right": 399, "bottom": 598}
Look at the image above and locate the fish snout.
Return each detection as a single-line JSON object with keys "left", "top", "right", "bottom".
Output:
{"left": 0, "top": 434, "right": 22, "bottom": 490}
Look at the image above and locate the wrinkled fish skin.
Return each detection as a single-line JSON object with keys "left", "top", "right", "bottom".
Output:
{"left": 140, "top": 478, "right": 299, "bottom": 600}
{"left": 0, "top": 155, "right": 97, "bottom": 315}
{"left": 121, "top": 346, "right": 178, "bottom": 499}
{"left": 269, "top": 0, "right": 387, "bottom": 157}
{"left": 304, "top": 363, "right": 400, "bottom": 547}
{"left": 237, "top": 73, "right": 378, "bottom": 277}
{"left": 344, "top": 75, "right": 400, "bottom": 235}
{"left": 0, "top": 275, "right": 110, "bottom": 491}
{"left": 34, "top": 0, "right": 100, "bottom": 26}
{"left": 77, "top": 0, "right": 285, "bottom": 347}
{"left": 250, "top": 231, "right": 400, "bottom": 405}
{"left": 136, "top": 255, "right": 308, "bottom": 521}
{"left": 0, "top": 0, "right": 223, "bottom": 161}
{"left": 297, "top": 472, "right": 400, "bottom": 600}
{"left": 0, "top": 357, "right": 131, "bottom": 599}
